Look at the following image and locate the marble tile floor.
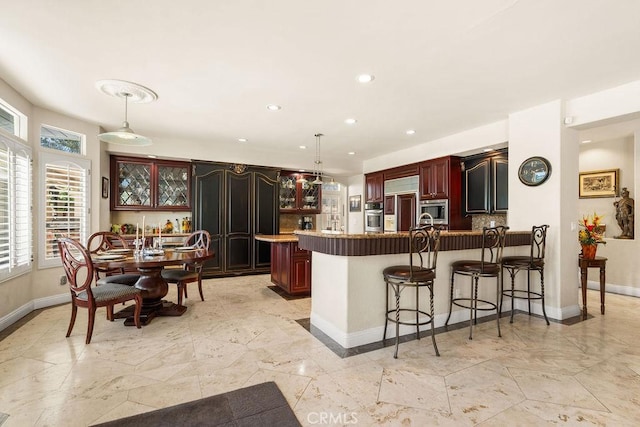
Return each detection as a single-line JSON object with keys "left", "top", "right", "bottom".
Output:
{"left": 1, "top": 275, "right": 640, "bottom": 426}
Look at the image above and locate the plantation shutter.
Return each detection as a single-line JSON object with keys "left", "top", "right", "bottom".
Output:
{"left": 42, "top": 155, "right": 89, "bottom": 265}
{"left": 0, "top": 131, "right": 32, "bottom": 280}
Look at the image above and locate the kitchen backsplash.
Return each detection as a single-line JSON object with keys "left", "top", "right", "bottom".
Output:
{"left": 471, "top": 213, "right": 507, "bottom": 230}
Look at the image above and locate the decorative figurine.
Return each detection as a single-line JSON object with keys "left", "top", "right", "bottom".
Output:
{"left": 613, "top": 187, "right": 634, "bottom": 239}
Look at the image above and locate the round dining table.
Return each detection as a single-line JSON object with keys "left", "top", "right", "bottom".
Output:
{"left": 92, "top": 248, "right": 214, "bottom": 326}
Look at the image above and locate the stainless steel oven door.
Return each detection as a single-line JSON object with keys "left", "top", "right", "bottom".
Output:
{"left": 365, "top": 209, "right": 384, "bottom": 232}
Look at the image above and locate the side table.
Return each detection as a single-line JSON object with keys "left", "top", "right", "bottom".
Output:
{"left": 578, "top": 256, "right": 607, "bottom": 320}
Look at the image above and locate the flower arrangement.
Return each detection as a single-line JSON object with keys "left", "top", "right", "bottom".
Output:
{"left": 579, "top": 213, "right": 606, "bottom": 246}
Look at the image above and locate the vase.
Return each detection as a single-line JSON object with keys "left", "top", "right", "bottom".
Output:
{"left": 581, "top": 244, "right": 597, "bottom": 259}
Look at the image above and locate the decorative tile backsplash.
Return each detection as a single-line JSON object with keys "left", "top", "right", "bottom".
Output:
{"left": 471, "top": 213, "right": 507, "bottom": 230}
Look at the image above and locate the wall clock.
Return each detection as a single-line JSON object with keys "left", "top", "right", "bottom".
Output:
{"left": 518, "top": 156, "right": 551, "bottom": 186}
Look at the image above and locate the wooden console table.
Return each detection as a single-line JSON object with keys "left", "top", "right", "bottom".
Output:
{"left": 578, "top": 256, "right": 607, "bottom": 320}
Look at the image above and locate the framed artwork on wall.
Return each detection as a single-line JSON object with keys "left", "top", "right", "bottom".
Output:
{"left": 349, "top": 195, "right": 361, "bottom": 212}
{"left": 579, "top": 169, "right": 619, "bottom": 198}
{"left": 102, "top": 177, "right": 109, "bottom": 199}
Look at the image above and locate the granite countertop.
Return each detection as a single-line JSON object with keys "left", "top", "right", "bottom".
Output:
{"left": 254, "top": 234, "right": 299, "bottom": 243}
{"left": 293, "top": 230, "right": 531, "bottom": 239}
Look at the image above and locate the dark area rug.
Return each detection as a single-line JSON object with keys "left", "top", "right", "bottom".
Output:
{"left": 91, "top": 381, "right": 301, "bottom": 427}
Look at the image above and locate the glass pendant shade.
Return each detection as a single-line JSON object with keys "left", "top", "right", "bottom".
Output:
{"left": 97, "top": 81, "right": 156, "bottom": 146}
{"left": 312, "top": 133, "right": 324, "bottom": 185}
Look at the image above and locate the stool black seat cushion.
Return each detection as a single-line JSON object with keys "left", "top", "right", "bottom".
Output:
{"left": 451, "top": 260, "right": 500, "bottom": 275}
{"left": 502, "top": 256, "right": 544, "bottom": 269}
{"left": 383, "top": 225, "right": 442, "bottom": 359}
{"left": 97, "top": 274, "right": 140, "bottom": 286}
{"left": 500, "top": 224, "right": 550, "bottom": 325}
{"left": 382, "top": 265, "right": 435, "bottom": 282}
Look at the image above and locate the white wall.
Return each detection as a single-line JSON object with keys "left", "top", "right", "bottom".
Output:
{"left": 347, "top": 175, "right": 364, "bottom": 233}
{"left": 579, "top": 135, "right": 640, "bottom": 296}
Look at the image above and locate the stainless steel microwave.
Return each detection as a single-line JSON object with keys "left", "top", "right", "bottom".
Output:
{"left": 418, "top": 199, "right": 448, "bottom": 224}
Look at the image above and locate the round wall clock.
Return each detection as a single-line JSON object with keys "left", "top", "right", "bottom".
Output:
{"left": 518, "top": 156, "right": 551, "bottom": 186}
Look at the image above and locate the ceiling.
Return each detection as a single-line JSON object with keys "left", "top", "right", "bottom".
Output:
{"left": 1, "top": 1, "right": 640, "bottom": 176}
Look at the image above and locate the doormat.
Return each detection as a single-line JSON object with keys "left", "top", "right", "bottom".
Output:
{"left": 91, "top": 381, "right": 301, "bottom": 427}
{"left": 267, "top": 286, "right": 310, "bottom": 300}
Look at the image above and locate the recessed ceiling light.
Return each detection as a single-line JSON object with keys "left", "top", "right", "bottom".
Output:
{"left": 238, "top": 138, "right": 248, "bottom": 142}
{"left": 299, "top": 145, "right": 307, "bottom": 149}
{"left": 581, "top": 139, "right": 592, "bottom": 144}
{"left": 483, "top": 148, "right": 493, "bottom": 152}
{"left": 406, "top": 129, "right": 416, "bottom": 135}
{"left": 147, "top": 155, "right": 157, "bottom": 158}
{"left": 348, "top": 151, "right": 356, "bottom": 155}
{"left": 266, "top": 104, "right": 281, "bottom": 111}
{"left": 357, "top": 74, "right": 375, "bottom": 83}
{"left": 298, "top": 169, "right": 306, "bottom": 172}
{"left": 345, "top": 118, "right": 357, "bottom": 125}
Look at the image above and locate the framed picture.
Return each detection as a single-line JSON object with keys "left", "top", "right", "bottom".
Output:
{"left": 349, "top": 195, "right": 361, "bottom": 212}
{"left": 579, "top": 169, "right": 619, "bottom": 198}
{"left": 101, "top": 177, "right": 109, "bottom": 199}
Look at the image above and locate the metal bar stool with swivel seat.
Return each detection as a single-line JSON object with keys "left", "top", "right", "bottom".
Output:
{"left": 500, "top": 224, "right": 550, "bottom": 325}
{"left": 382, "top": 225, "right": 442, "bottom": 358}
{"left": 445, "top": 226, "right": 508, "bottom": 340}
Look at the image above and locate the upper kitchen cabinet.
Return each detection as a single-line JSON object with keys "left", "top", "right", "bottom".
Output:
{"left": 462, "top": 150, "right": 508, "bottom": 214}
{"left": 365, "top": 171, "right": 384, "bottom": 203}
{"left": 111, "top": 155, "right": 191, "bottom": 211}
{"left": 419, "top": 156, "right": 461, "bottom": 200}
{"left": 279, "top": 171, "right": 322, "bottom": 213}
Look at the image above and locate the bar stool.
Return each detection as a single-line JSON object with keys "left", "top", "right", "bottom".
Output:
{"left": 383, "top": 225, "right": 442, "bottom": 358}
{"left": 500, "top": 225, "right": 550, "bottom": 325}
{"left": 445, "top": 226, "right": 508, "bottom": 340}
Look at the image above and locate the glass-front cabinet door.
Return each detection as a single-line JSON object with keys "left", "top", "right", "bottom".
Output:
{"left": 114, "top": 158, "right": 152, "bottom": 209}
{"left": 111, "top": 155, "right": 191, "bottom": 211}
{"left": 279, "top": 171, "right": 321, "bottom": 213}
{"left": 157, "top": 164, "right": 189, "bottom": 209}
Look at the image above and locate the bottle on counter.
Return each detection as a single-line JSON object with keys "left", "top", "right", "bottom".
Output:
{"left": 165, "top": 219, "right": 174, "bottom": 234}
{"left": 175, "top": 218, "right": 180, "bottom": 233}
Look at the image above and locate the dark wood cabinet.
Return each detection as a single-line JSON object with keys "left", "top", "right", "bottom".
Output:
{"left": 419, "top": 157, "right": 452, "bottom": 200}
{"left": 110, "top": 155, "right": 191, "bottom": 211}
{"left": 384, "top": 195, "right": 395, "bottom": 214}
{"left": 279, "top": 171, "right": 322, "bottom": 213}
{"left": 463, "top": 151, "right": 508, "bottom": 215}
{"left": 271, "top": 241, "right": 311, "bottom": 295}
{"left": 419, "top": 156, "right": 469, "bottom": 230}
{"left": 192, "top": 162, "right": 279, "bottom": 277}
{"left": 365, "top": 172, "right": 384, "bottom": 203}
{"left": 397, "top": 193, "right": 417, "bottom": 231}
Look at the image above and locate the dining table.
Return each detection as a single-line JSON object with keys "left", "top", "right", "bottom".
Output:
{"left": 92, "top": 247, "right": 215, "bottom": 326}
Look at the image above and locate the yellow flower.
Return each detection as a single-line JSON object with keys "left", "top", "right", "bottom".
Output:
{"left": 579, "top": 213, "right": 606, "bottom": 245}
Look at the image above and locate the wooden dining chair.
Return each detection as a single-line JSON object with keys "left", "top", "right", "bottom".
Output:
{"left": 87, "top": 231, "right": 139, "bottom": 285}
{"left": 58, "top": 237, "right": 142, "bottom": 344}
{"left": 161, "top": 230, "right": 211, "bottom": 305}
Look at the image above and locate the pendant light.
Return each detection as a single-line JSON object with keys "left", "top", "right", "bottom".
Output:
{"left": 312, "top": 133, "right": 324, "bottom": 185}
{"left": 96, "top": 80, "right": 157, "bottom": 146}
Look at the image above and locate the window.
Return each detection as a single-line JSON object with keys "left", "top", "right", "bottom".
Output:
{"left": 0, "top": 97, "right": 26, "bottom": 139}
{"left": 0, "top": 131, "right": 32, "bottom": 282}
{"left": 40, "top": 124, "right": 84, "bottom": 155}
{"left": 39, "top": 152, "right": 90, "bottom": 268}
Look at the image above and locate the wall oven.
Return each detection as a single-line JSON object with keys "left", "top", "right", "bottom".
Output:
{"left": 419, "top": 199, "right": 448, "bottom": 225}
{"left": 364, "top": 202, "right": 384, "bottom": 233}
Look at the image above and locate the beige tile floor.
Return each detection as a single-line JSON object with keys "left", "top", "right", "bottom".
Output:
{"left": 1, "top": 274, "right": 640, "bottom": 426}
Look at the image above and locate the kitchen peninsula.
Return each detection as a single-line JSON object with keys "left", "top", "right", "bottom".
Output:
{"left": 295, "top": 229, "right": 531, "bottom": 348}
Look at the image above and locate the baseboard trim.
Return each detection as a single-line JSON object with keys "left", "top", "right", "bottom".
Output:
{"left": 0, "top": 292, "right": 69, "bottom": 332}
